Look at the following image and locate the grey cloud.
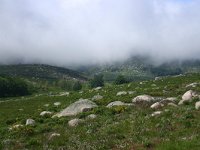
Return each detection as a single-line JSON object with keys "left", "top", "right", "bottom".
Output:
{"left": 0, "top": 0, "right": 200, "bottom": 66}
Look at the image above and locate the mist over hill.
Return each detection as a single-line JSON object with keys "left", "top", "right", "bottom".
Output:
{"left": 1, "top": 0, "right": 200, "bottom": 66}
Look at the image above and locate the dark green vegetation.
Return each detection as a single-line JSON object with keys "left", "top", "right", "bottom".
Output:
{"left": 0, "top": 64, "right": 88, "bottom": 94}
{"left": 0, "top": 73, "right": 200, "bottom": 149}
{"left": 0, "top": 64, "right": 87, "bottom": 81}
{"left": 115, "top": 75, "right": 128, "bottom": 85}
{"left": 90, "top": 74, "right": 104, "bottom": 88}
{"left": 0, "top": 76, "right": 32, "bottom": 98}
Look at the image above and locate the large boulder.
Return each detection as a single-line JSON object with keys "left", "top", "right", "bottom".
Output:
{"left": 179, "top": 90, "right": 197, "bottom": 105}
{"left": 182, "top": 90, "right": 196, "bottom": 101}
{"left": 106, "top": 101, "right": 133, "bottom": 108}
{"left": 132, "top": 95, "right": 155, "bottom": 103}
{"left": 54, "top": 99, "right": 97, "bottom": 117}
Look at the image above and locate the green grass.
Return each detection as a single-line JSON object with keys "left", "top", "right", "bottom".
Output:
{"left": 0, "top": 73, "right": 200, "bottom": 149}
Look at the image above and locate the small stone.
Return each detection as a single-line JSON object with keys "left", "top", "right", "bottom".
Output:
{"left": 168, "top": 103, "right": 178, "bottom": 107}
{"left": 132, "top": 95, "right": 155, "bottom": 103}
{"left": 150, "top": 102, "right": 164, "bottom": 109}
{"left": 59, "top": 92, "right": 70, "bottom": 96}
{"left": 54, "top": 102, "right": 61, "bottom": 106}
{"left": 151, "top": 111, "right": 162, "bottom": 117}
{"left": 195, "top": 101, "right": 200, "bottom": 110}
{"left": 26, "top": 119, "right": 35, "bottom": 126}
{"left": 49, "top": 133, "right": 61, "bottom": 140}
{"left": 116, "top": 91, "right": 127, "bottom": 96}
{"left": 92, "top": 95, "right": 103, "bottom": 101}
{"left": 44, "top": 104, "right": 50, "bottom": 107}
{"left": 68, "top": 118, "right": 83, "bottom": 127}
{"left": 128, "top": 91, "right": 135, "bottom": 95}
{"left": 186, "top": 83, "right": 199, "bottom": 88}
{"left": 94, "top": 87, "right": 102, "bottom": 91}
{"left": 86, "top": 114, "right": 97, "bottom": 119}
{"left": 40, "top": 111, "right": 52, "bottom": 116}
{"left": 106, "top": 101, "right": 133, "bottom": 108}
{"left": 9, "top": 124, "right": 23, "bottom": 130}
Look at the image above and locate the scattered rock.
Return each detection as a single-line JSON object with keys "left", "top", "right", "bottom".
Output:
{"left": 168, "top": 103, "right": 178, "bottom": 107}
{"left": 59, "top": 92, "right": 69, "bottom": 96}
{"left": 94, "top": 87, "right": 102, "bottom": 91}
{"left": 128, "top": 83, "right": 132, "bottom": 87}
{"left": 150, "top": 102, "right": 164, "bottom": 109}
{"left": 49, "top": 133, "right": 61, "bottom": 140}
{"left": 151, "top": 84, "right": 157, "bottom": 87}
{"left": 54, "top": 102, "right": 61, "bottom": 106}
{"left": 132, "top": 95, "right": 155, "bottom": 103}
{"left": 106, "top": 101, "right": 133, "bottom": 108}
{"left": 54, "top": 99, "right": 97, "bottom": 117}
{"left": 155, "top": 77, "right": 161, "bottom": 80}
{"left": 195, "top": 101, "right": 200, "bottom": 110}
{"left": 68, "top": 118, "right": 83, "bottom": 127}
{"left": 92, "top": 95, "right": 103, "bottom": 101}
{"left": 9, "top": 124, "right": 23, "bottom": 130}
{"left": 26, "top": 119, "right": 35, "bottom": 126}
{"left": 116, "top": 91, "right": 127, "bottom": 96}
{"left": 151, "top": 111, "right": 162, "bottom": 117}
{"left": 2, "top": 139, "right": 14, "bottom": 146}
{"left": 166, "top": 97, "right": 177, "bottom": 102}
{"left": 160, "top": 98, "right": 176, "bottom": 105}
{"left": 44, "top": 104, "right": 50, "bottom": 107}
{"left": 186, "top": 83, "right": 199, "bottom": 88}
{"left": 40, "top": 111, "right": 52, "bottom": 116}
{"left": 128, "top": 91, "right": 135, "bottom": 95}
{"left": 86, "top": 114, "right": 97, "bottom": 119}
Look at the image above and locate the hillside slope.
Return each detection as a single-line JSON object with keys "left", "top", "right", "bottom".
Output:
{"left": 0, "top": 73, "right": 200, "bottom": 149}
{"left": 0, "top": 64, "right": 87, "bottom": 81}
{"left": 76, "top": 56, "right": 200, "bottom": 82}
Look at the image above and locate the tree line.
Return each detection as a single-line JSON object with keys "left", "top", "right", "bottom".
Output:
{"left": 0, "top": 76, "right": 31, "bottom": 98}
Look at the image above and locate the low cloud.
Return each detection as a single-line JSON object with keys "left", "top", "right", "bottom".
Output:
{"left": 0, "top": 0, "right": 200, "bottom": 66}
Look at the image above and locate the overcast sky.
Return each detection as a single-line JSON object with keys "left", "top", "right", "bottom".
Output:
{"left": 0, "top": 0, "right": 200, "bottom": 66}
